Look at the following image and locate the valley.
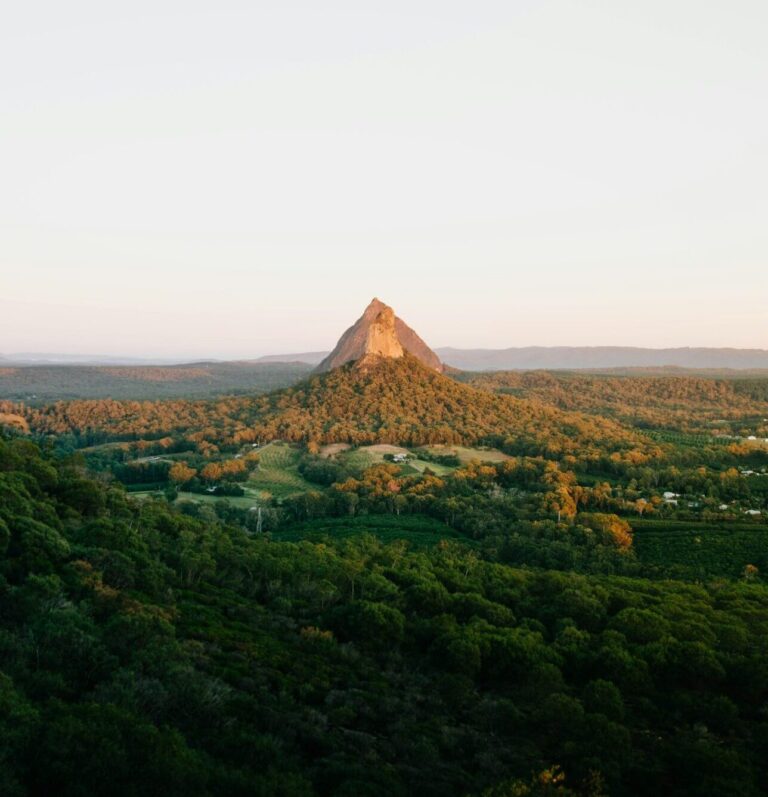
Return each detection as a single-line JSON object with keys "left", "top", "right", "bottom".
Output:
{"left": 2, "top": 299, "right": 768, "bottom": 796}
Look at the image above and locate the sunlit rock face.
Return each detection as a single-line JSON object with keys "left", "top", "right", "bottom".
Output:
{"left": 314, "top": 298, "right": 443, "bottom": 373}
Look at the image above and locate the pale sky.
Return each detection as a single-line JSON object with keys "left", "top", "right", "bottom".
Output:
{"left": 2, "top": 1, "right": 767, "bottom": 358}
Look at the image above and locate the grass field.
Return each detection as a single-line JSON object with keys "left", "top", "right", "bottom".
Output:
{"left": 408, "top": 459, "right": 455, "bottom": 476}
{"left": 632, "top": 518, "right": 768, "bottom": 578}
{"left": 416, "top": 444, "right": 511, "bottom": 464}
{"left": 129, "top": 489, "right": 263, "bottom": 509}
{"left": 80, "top": 441, "right": 133, "bottom": 453}
{"left": 319, "top": 443, "right": 351, "bottom": 458}
{"left": 178, "top": 491, "right": 262, "bottom": 509}
{"left": 271, "top": 514, "right": 471, "bottom": 548}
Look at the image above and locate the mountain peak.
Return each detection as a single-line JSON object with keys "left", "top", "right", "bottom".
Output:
{"left": 314, "top": 298, "right": 442, "bottom": 373}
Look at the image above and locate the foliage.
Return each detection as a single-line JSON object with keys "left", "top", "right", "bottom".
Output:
{"left": 0, "top": 362, "right": 311, "bottom": 402}
{"left": 3, "top": 358, "right": 658, "bottom": 469}
{"left": 3, "top": 435, "right": 768, "bottom": 795}
{"left": 461, "top": 370, "right": 768, "bottom": 436}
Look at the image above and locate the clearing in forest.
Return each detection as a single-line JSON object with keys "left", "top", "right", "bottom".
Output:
{"left": 247, "top": 442, "right": 315, "bottom": 499}
{"left": 417, "top": 444, "right": 511, "bottom": 463}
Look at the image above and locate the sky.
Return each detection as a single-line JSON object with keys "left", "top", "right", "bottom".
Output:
{"left": 2, "top": 0, "right": 767, "bottom": 359}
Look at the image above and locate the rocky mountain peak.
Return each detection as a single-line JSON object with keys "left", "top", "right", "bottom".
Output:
{"left": 314, "top": 298, "right": 442, "bottom": 373}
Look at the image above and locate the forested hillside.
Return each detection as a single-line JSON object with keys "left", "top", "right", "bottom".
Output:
{"left": 460, "top": 371, "right": 768, "bottom": 435}
{"left": 3, "top": 433, "right": 768, "bottom": 796}
{"left": 0, "top": 362, "right": 311, "bottom": 401}
{"left": 1, "top": 357, "right": 658, "bottom": 467}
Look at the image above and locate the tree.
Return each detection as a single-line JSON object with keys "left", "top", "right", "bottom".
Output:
{"left": 579, "top": 513, "right": 633, "bottom": 551}
{"left": 169, "top": 461, "right": 196, "bottom": 485}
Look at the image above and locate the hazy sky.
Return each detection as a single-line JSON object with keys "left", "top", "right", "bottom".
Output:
{"left": 2, "top": 1, "right": 767, "bottom": 358}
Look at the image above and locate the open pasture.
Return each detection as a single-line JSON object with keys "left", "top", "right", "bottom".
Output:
{"left": 416, "top": 444, "right": 511, "bottom": 463}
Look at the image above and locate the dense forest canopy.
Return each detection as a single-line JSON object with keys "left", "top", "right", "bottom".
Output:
{"left": 3, "top": 433, "right": 768, "bottom": 796}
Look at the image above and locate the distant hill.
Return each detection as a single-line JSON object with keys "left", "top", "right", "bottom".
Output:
{"left": 459, "top": 369, "right": 768, "bottom": 432}
{"left": 0, "top": 361, "right": 311, "bottom": 402}
{"left": 7, "top": 356, "right": 654, "bottom": 463}
{"left": 9, "top": 345, "right": 768, "bottom": 372}
{"left": 435, "top": 346, "right": 768, "bottom": 371}
{"left": 252, "top": 352, "right": 328, "bottom": 365}
{"left": 237, "top": 346, "right": 768, "bottom": 372}
{"left": 0, "top": 352, "right": 196, "bottom": 365}
{"left": 244, "top": 356, "right": 648, "bottom": 457}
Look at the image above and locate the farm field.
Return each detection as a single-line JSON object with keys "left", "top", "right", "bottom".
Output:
{"left": 246, "top": 442, "right": 315, "bottom": 499}
{"left": 319, "top": 443, "right": 351, "bottom": 458}
{"left": 335, "top": 445, "right": 458, "bottom": 476}
{"left": 633, "top": 517, "right": 768, "bottom": 578}
{"left": 335, "top": 447, "right": 377, "bottom": 473}
{"left": 358, "top": 444, "right": 411, "bottom": 456}
{"left": 128, "top": 489, "right": 262, "bottom": 509}
{"left": 178, "top": 491, "right": 261, "bottom": 509}
{"left": 407, "top": 458, "right": 455, "bottom": 476}
{"left": 644, "top": 429, "right": 738, "bottom": 447}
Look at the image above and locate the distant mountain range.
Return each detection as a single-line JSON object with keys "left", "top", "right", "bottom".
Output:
{"left": 5, "top": 346, "right": 768, "bottom": 371}
{"left": 434, "top": 347, "right": 768, "bottom": 371}
{"left": 256, "top": 346, "right": 768, "bottom": 371}
{"left": 0, "top": 353, "right": 201, "bottom": 366}
{"left": 252, "top": 352, "right": 328, "bottom": 366}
